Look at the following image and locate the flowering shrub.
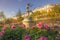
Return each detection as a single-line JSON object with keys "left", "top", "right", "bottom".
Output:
{"left": 2, "top": 27, "right": 27, "bottom": 40}
{"left": 25, "top": 35, "right": 30, "bottom": 40}
{"left": 37, "top": 22, "right": 43, "bottom": 28}
{"left": 0, "top": 26, "right": 2, "bottom": 31}
{"left": 0, "top": 22, "right": 59, "bottom": 40}
{"left": 11, "top": 25, "right": 16, "bottom": 30}
{"left": 2, "top": 25, "right": 7, "bottom": 31}
{"left": 0, "top": 31, "right": 4, "bottom": 36}
{"left": 38, "top": 36, "right": 47, "bottom": 40}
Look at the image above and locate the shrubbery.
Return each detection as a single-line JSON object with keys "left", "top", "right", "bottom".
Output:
{"left": 0, "top": 22, "right": 60, "bottom": 40}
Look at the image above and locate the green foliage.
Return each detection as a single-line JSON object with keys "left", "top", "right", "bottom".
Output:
{"left": 29, "top": 28, "right": 58, "bottom": 40}
{"left": 1, "top": 26, "right": 59, "bottom": 40}
{"left": 30, "top": 4, "right": 60, "bottom": 18}
{"left": 16, "top": 9, "right": 21, "bottom": 17}
{"left": 30, "top": 4, "right": 60, "bottom": 23}
{"left": 30, "top": 11, "right": 41, "bottom": 20}
{"left": 31, "top": 11, "right": 41, "bottom": 17}
{"left": 16, "top": 9, "right": 24, "bottom": 23}
{"left": 0, "top": 26, "right": 2, "bottom": 31}
{"left": 17, "top": 17, "right": 24, "bottom": 24}
{"left": 4, "top": 18, "right": 13, "bottom": 24}
{"left": 2, "top": 27, "right": 27, "bottom": 40}
{"left": 0, "top": 11, "right": 6, "bottom": 18}
{"left": 53, "top": 4, "right": 60, "bottom": 13}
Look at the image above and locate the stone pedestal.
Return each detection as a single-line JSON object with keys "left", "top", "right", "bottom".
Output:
{"left": 22, "top": 18, "right": 30, "bottom": 28}
{"left": 22, "top": 17, "right": 34, "bottom": 28}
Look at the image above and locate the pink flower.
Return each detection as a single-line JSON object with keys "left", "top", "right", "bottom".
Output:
{"left": 0, "top": 31, "right": 4, "bottom": 36}
{"left": 44, "top": 24, "right": 49, "bottom": 29}
{"left": 2, "top": 25, "right": 7, "bottom": 31}
{"left": 25, "top": 35, "right": 30, "bottom": 40}
{"left": 37, "top": 22, "right": 43, "bottom": 28}
{"left": 11, "top": 25, "right": 16, "bottom": 29}
{"left": 2, "top": 27, "right": 6, "bottom": 31}
{"left": 38, "top": 36, "right": 47, "bottom": 40}
{"left": 32, "top": 25, "right": 36, "bottom": 29}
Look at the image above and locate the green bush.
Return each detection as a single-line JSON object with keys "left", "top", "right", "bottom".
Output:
{"left": 29, "top": 27, "right": 58, "bottom": 40}
{"left": 0, "top": 26, "right": 2, "bottom": 31}
{"left": 0, "top": 26, "right": 59, "bottom": 40}
{"left": 2, "top": 27, "right": 27, "bottom": 40}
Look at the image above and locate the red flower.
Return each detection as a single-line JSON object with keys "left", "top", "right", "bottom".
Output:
{"left": 11, "top": 25, "right": 16, "bottom": 29}
{"left": 44, "top": 24, "right": 49, "bottom": 29}
{"left": 37, "top": 22, "right": 43, "bottom": 28}
{"left": 25, "top": 35, "right": 30, "bottom": 40}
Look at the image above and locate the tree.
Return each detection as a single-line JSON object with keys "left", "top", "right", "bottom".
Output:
{"left": 0, "top": 11, "right": 6, "bottom": 21}
{"left": 16, "top": 9, "right": 21, "bottom": 17}
{"left": 0, "top": 11, "right": 5, "bottom": 18}
{"left": 16, "top": 9, "right": 24, "bottom": 23}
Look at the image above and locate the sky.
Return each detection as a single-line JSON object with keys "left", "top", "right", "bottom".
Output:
{"left": 0, "top": 0, "right": 60, "bottom": 18}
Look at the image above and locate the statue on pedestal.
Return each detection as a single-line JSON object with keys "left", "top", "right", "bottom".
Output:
{"left": 22, "top": 3, "right": 34, "bottom": 28}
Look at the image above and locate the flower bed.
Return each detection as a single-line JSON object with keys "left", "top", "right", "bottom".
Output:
{"left": 0, "top": 22, "right": 60, "bottom": 40}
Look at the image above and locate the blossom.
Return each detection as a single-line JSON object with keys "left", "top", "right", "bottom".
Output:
{"left": 38, "top": 36, "right": 47, "bottom": 40}
{"left": 44, "top": 24, "right": 49, "bottom": 29}
{"left": 2, "top": 25, "right": 7, "bottom": 31}
{"left": 25, "top": 35, "right": 30, "bottom": 40}
{"left": 11, "top": 25, "right": 16, "bottom": 29}
{"left": 37, "top": 22, "right": 43, "bottom": 28}
{"left": 0, "top": 31, "right": 4, "bottom": 36}
{"left": 2, "top": 27, "right": 6, "bottom": 31}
